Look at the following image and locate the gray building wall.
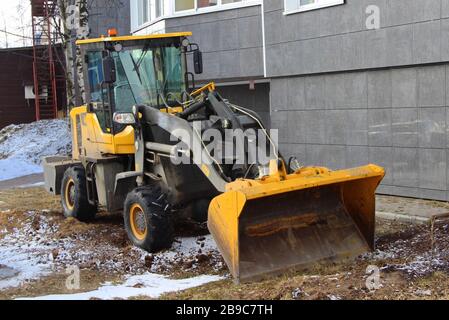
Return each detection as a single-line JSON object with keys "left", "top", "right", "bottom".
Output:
{"left": 271, "top": 66, "right": 449, "bottom": 201}
{"left": 266, "top": 0, "right": 449, "bottom": 201}
{"left": 265, "top": 0, "right": 449, "bottom": 75}
{"left": 163, "top": 5, "right": 264, "bottom": 83}
{"left": 131, "top": 0, "right": 449, "bottom": 200}
{"left": 89, "top": 0, "right": 131, "bottom": 37}
{"left": 134, "top": 4, "right": 270, "bottom": 127}
{"left": 217, "top": 83, "right": 271, "bottom": 127}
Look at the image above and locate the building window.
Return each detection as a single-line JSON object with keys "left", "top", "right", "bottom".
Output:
{"left": 137, "top": 0, "right": 166, "bottom": 23}
{"left": 197, "top": 0, "right": 218, "bottom": 9}
{"left": 284, "top": 0, "right": 344, "bottom": 14}
{"left": 222, "top": 0, "right": 243, "bottom": 4}
{"left": 155, "top": 0, "right": 164, "bottom": 18}
{"left": 133, "top": 0, "right": 258, "bottom": 29}
{"left": 138, "top": 0, "right": 149, "bottom": 25}
{"left": 175, "top": 0, "right": 246, "bottom": 12}
{"left": 175, "top": 0, "right": 195, "bottom": 11}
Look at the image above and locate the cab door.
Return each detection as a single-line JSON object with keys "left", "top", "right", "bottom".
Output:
{"left": 85, "top": 51, "right": 115, "bottom": 153}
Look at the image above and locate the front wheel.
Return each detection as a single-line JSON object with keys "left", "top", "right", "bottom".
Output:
{"left": 61, "top": 166, "right": 97, "bottom": 222}
{"left": 124, "top": 186, "right": 174, "bottom": 252}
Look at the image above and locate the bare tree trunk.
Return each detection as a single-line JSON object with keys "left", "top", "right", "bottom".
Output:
{"left": 55, "top": 0, "right": 89, "bottom": 110}
{"left": 56, "top": 0, "right": 75, "bottom": 110}
{"left": 53, "top": 0, "right": 124, "bottom": 110}
{"left": 75, "top": 0, "right": 90, "bottom": 105}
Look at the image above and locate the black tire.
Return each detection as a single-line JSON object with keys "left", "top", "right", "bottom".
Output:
{"left": 124, "top": 186, "right": 174, "bottom": 252}
{"left": 191, "top": 199, "right": 210, "bottom": 223}
{"left": 61, "top": 166, "right": 97, "bottom": 222}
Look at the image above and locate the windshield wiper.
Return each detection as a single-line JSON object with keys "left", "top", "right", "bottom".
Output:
{"left": 135, "top": 43, "right": 150, "bottom": 71}
{"left": 129, "top": 52, "right": 142, "bottom": 84}
{"left": 130, "top": 42, "right": 151, "bottom": 83}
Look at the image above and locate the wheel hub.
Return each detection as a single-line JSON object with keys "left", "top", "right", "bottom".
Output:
{"left": 134, "top": 211, "right": 146, "bottom": 233}
{"left": 130, "top": 204, "right": 147, "bottom": 240}
{"left": 65, "top": 179, "right": 75, "bottom": 210}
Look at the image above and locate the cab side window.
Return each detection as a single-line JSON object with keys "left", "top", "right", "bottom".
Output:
{"left": 87, "top": 51, "right": 104, "bottom": 102}
{"left": 87, "top": 51, "right": 110, "bottom": 132}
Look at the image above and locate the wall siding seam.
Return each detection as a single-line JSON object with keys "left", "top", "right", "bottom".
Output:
{"left": 264, "top": 16, "right": 449, "bottom": 47}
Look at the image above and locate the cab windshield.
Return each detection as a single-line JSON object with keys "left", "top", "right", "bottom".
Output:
{"left": 112, "top": 43, "right": 186, "bottom": 112}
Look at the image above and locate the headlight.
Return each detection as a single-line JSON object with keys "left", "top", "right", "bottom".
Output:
{"left": 113, "top": 112, "right": 136, "bottom": 125}
{"left": 182, "top": 38, "right": 190, "bottom": 47}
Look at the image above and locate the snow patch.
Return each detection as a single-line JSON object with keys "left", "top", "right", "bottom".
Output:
{"left": 0, "top": 158, "right": 42, "bottom": 181}
{"left": 361, "top": 249, "right": 397, "bottom": 261}
{"left": 0, "top": 246, "right": 52, "bottom": 289}
{"left": 0, "top": 212, "right": 57, "bottom": 289}
{"left": 18, "top": 273, "right": 223, "bottom": 300}
{"left": 133, "top": 235, "right": 224, "bottom": 273}
{"left": 362, "top": 225, "right": 449, "bottom": 277}
{"left": 17, "top": 182, "right": 46, "bottom": 188}
{"left": 0, "top": 210, "right": 224, "bottom": 291}
{"left": 0, "top": 120, "right": 71, "bottom": 181}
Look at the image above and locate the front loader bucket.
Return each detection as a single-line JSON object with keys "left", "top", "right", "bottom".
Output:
{"left": 208, "top": 164, "right": 385, "bottom": 283}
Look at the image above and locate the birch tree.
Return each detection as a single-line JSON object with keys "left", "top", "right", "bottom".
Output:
{"left": 54, "top": 0, "right": 89, "bottom": 109}
{"left": 53, "top": 0, "right": 125, "bottom": 110}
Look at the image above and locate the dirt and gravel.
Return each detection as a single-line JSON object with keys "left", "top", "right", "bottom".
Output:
{"left": 163, "top": 219, "right": 449, "bottom": 300}
{"left": 0, "top": 187, "right": 226, "bottom": 299}
{"left": 0, "top": 186, "right": 448, "bottom": 300}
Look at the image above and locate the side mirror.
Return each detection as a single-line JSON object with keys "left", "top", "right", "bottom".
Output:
{"left": 102, "top": 56, "right": 116, "bottom": 84}
{"left": 113, "top": 112, "right": 136, "bottom": 125}
{"left": 193, "top": 50, "right": 203, "bottom": 74}
{"left": 288, "top": 156, "right": 302, "bottom": 174}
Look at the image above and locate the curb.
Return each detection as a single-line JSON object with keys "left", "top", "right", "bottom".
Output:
{"left": 376, "top": 211, "right": 430, "bottom": 225}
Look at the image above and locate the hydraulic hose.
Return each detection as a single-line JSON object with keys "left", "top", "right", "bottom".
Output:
{"left": 178, "top": 100, "right": 207, "bottom": 119}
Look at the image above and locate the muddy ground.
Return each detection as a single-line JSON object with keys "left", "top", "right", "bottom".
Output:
{"left": 0, "top": 187, "right": 448, "bottom": 300}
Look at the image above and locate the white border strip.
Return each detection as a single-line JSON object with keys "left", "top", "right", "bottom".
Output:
{"left": 261, "top": 0, "right": 267, "bottom": 77}
{"left": 283, "top": 0, "right": 344, "bottom": 15}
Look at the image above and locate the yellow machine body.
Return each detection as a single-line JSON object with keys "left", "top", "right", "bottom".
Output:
{"left": 208, "top": 162, "right": 385, "bottom": 282}
{"left": 70, "top": 106, "right": 136, "bottom": 159}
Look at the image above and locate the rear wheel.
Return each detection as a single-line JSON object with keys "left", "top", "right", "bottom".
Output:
{"left": 61, "top": 166, "right": 97, "bottom": 222}
{"left": 124, "top": 186, "right": 174, "bottom": 252}
{"left": 191, "top": 199, "right": 210, "bottom": 223}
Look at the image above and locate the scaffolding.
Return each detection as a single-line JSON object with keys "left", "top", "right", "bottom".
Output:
{"left": 31, "top": 0, "right": 59, "bottom": 120}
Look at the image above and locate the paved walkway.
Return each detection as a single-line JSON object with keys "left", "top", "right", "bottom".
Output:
{"left": 0, "top": 173, "right": 44, "bottom": 190}
{"left": 376, "top": 195, "right": 449, "bottom": 224}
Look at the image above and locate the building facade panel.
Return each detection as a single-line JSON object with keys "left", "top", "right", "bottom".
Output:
{"left": 89, "top": 0, "right": 131, "bottom": 37}
{"left": 163, "top": 6, "right": 264, "bottom": 82}
{"left": 130, "top": 0, "right": 449, "bottom": 200}
{"left": 264, "top": 0, "right": 449, "bottom": 76}
{"left": 272, "top": 64, "right": 449, "bottom": 200}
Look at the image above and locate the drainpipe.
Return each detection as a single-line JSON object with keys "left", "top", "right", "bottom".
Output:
{"left": 261, "top": 0, "right": 267, "bottom": 78}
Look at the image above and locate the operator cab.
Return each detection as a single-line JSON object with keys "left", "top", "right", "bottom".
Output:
{"left": 78, "top": 30, "right": 202, "bottom": 135}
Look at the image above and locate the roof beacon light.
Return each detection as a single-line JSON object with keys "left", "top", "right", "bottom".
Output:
{"left": 108, "top": 28, "right": 118, "bottom": 37}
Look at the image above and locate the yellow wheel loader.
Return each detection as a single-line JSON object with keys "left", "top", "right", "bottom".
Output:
{"left": 43, "top": 31, "right": 385, "bottom": 282}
